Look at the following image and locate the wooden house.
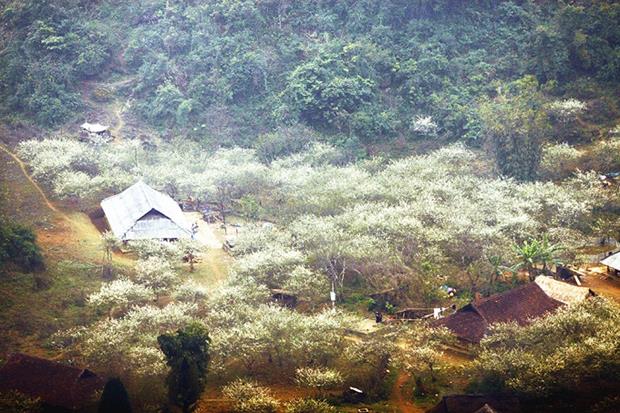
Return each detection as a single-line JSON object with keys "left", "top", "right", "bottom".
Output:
{"left": 0, "top": 353, "right": 105, "bottom": 412}
{"left": 601, "top": 251, "right": 620, "bottom": 275}
{"left": 433, "top": 276, "right": 593, "bottom": 344}
{"left": 426, "top": 394, "right": 521, "bottom": 413}
{"left": 101, "top": 181, "right": 192, "bottom": 241}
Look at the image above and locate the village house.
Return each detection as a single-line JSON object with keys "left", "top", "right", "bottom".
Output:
{"left": 426, "top": 394, "right": 521, "bottom": 413}
{"left": 601, "top": 250, "right": 620, "bottom": 276}
{"left": 434, "top": 276, "right": 594, "bottom": 344}
{"left": 101, "top": 181, "right": 192, "bottom": 241}
{"left": 0, "top": 353, "right": 105, "bottom": 413}
{"left": 79, "top": 122, "right": 112, "bottom": 144}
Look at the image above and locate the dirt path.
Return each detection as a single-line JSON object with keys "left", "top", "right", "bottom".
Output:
{"left": 0, "top": 143, "right": 60, "bottom": 214}
{"left": 110, "top": 102, "right": 125, "bottom": 140}
{"left": 185, "top": 212, "right": 222, "bottom": 248}
{"left": 391, "top": 372, "right": 424, "bottom": 413}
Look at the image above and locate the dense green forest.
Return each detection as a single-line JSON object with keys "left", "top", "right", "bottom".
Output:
{"left": 2, "top": 1, "right": 620, "bottom": 413}
{"left": 1, "top": 0, "right": 619, "bottom": 157}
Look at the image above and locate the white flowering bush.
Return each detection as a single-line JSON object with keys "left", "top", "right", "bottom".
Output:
{"left": 295, "top": 367, "right": 344, "bottom": 395}
{"left": 584, "top": 138, "right": 620, "bottom": 171}
{"left": 547, "top": 98, "right": 587, "bottom": 121}
{"left": 539, "top": 143, "right": 581, "bottom": 180}
{"left": 209, "top": 305, "right": 356, "bottom": 375}
{"left": 130, "top": 239, "right": 181, "bottom": 262}
{"left": 62, "top": 302, "right": 199, "bottom": 378}
{"left": 172, "top": 280, "right": 208, "bottom": 303}
{"left": 135, "top": 256, "right": 180, "bottom": 296}
{"left": 411, "top": 115, "right": 438, "bottom": 136}
{"left": 222, "top": 379, "right": 279, "bottom": 413}
{"left": 283, "top": 266, "right": 330, "bottom": 303}
{"left": 284, "top": 399, "right": 336, "bottom": 413}
{"left": 231, "top": 247, "right": 305, "bottom": 287}
{"left": 476, "top": 297, "right": 620, "bottom": 396}
{"left": 88, "top": 278, "right": 155, "bottom": 314}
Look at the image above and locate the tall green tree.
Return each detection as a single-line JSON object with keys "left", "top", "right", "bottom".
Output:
{"left": 158, "top": 323, "right": 211, "bottom": 413}
{"left": 0, "top": 219, "right": 44, "bottom": 273}
{"left": 98, "top": 378, "right": 132, "bottom": 413}
{"left": 479, "top": 76, "right": 551, "bottom": 181}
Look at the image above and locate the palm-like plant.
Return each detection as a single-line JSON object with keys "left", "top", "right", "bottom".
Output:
{"left": 511, "top": 235, "right": 563, "bottom": 281}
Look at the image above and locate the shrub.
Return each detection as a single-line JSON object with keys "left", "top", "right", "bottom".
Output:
{"left": 0, "top": 220, "right": 44, "bottom": 272}
{"left": 0, "top": 391, "right": 42, "bottom": 413}
{"left": 222, "top": 379, "right": 279, "bottom": 413}
{"left": 295, "top": 367, "right": 344, "bottom": 398}
{"left": 284, "top": 398, "right": 336, "bottom": 413}
{"left": 539, "top": 143, "right": 581, "bottom": 180}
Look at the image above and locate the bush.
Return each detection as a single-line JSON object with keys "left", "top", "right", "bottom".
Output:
{"left": 284, "top": 398, "right": 336, "bottom": 413}
{"left": 539, "top": 143, "right": 581, "bottom": 180}
{"left": 255, "top": 125, "right": 317, "bottom": 163}
{"left": 474, "top": 297, "right": 620, "bottom": 396}
{"left": 0, "top": 220, "right": 44, "bottom": 272}
{"left": 0, "top": 391, "right": 42, "bottom": 413}
{"left": 295, "top": 367, "right": 344, "bottom": 398}
{"left": 222, "top": 380, "right": 279, "bottom": 413}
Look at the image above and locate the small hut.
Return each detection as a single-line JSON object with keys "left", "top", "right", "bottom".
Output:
{"left": 601, "top": 251, "right": 620, "bottom": 275}
{"left": 101, "top": 181, "right": 192, "bottom": 241}
{"left": 81, "top": 122, "right": 109, "bottom": 135}
{"left": 427, "top": 394, "right": 521, "bottom": 413}
{"left": 395, "top": 307, "right": 434, "bottom": 320}
{"left": 80, "top": 122, "right": 111, "bottom": 144}
{"left": 0, "top": 353, "right": 105, "bottom": 412}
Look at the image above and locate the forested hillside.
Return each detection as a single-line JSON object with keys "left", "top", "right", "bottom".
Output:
{"left": 2, "top": 0, "right": 619, "bottom": 155}
{"left": 2, "top": 2, "right": 620, "bottom": 413}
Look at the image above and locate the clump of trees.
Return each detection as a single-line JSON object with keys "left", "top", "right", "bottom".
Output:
{"left": 0, "top": 219, "right": 44, "bottom": 273}
{"left": 474, "top": 297, "right": 620, "bottom": 397}
{"left": 20, "top": 138, "right": 609, "bottom": 305}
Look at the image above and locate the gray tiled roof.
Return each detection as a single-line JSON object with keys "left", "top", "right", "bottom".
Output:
{"left": 101, "top": 181, "right": 191, "bottom": 240}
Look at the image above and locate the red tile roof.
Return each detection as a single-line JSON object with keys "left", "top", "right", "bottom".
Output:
{"left": 426, "top": 394, "right": 521, "bottom": 413}
{"left": 0, "top": 353, "right": 104, "bottom": 411}
{"left": 434, "top": 283, "right": 563, "bottom": 343}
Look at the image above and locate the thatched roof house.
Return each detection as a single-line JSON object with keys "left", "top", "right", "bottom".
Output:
{"left": 426, "top": 394, "right": 521, "bottom": 413}
{"left": 101, "top": 181, "right": 191, "bottom": 241}
{"left": 0, "top": 353, "right": 104, "bottom": 412}
{"left": 434, "top": 282, "right": 563, "bottom": 344}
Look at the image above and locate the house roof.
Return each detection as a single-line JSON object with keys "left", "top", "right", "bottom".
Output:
{"left": 101, "top": 181, "right": 191, "bottom": 240}
{"left": 534, "top": 275, "right": 593, "bottom": 305}
{"left": 474, "top": 405, "right": 497, "bottom": 413}
{"left": 434, "top": 282, "right": 563, "bottom": 343}
{"left": 426, "top": 394, "right": 521, "bottom": 413}
{"left": 80, "top": 122, "right": 109, "bottom": 133}
{"left": 0, "top": 353, "right": 105, "bottom": 410}
{"left": 601, "top": 251, "right": 620, "bottom": 271}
